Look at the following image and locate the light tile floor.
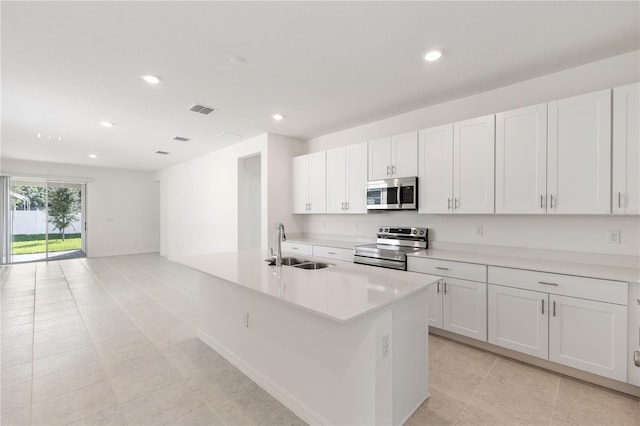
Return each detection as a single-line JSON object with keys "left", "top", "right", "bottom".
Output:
{"left": 1, "top": 254, "right": 638, "bottom": 425}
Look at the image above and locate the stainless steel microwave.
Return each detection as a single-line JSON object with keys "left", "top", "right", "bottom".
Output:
{"left": 366, "top": 177, "right": 418, "bottom": 210}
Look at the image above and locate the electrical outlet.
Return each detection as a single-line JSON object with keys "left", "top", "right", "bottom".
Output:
{"left": 475, "top": 225, "right": 483, "bottom": 236}
{"left": 608, "top": 230, "right": 620, "bottom": 244}
{"left": 382, "top": 335, "right": 390, "bottom": 358}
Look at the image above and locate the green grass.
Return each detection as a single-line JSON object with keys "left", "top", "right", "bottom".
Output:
{"left": 11, "top": 233, "right": 81, "bottom": 255}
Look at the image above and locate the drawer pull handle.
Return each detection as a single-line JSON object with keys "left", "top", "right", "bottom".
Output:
{"left": 435, "top": 267, "right": 449, "bottom": 271}
{"left": 634, "top": 351, "right": 640, "bottom": 367}
{"left": 327, "top": 251, "right": 336, "bottom": 255}
{"left": 292, "top": 247, "right": 299, "bottom": 250}
{"left": 538, "top": 281, "right": 558, "bottom": 286}
{"left": 541, "top": 299, "right": 545, "bottom": 315}
{"left": 618, "top": 192, "right": 622, "bottom": 209}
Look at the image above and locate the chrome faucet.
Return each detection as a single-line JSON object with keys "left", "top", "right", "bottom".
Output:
{"left": 276, "top": 223, "right": 286, "bottom": 267}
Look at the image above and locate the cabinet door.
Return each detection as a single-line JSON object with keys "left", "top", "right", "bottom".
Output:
{"left": 496, "top": 105, "right": 547, "bottom": 214}
{"left": 391, "top": 131, "right": 418, "bottom": 178}
{"left": 613, "top": 83, "right": 639, "bottom": 215}
{"left": 547, "top": 90, "right": 611, "bottom": 214}
{"left": 442, "top": 278, "right": 487, "bottom": 341}
{"left": 549, "top": 295, "right": 627, "bottom": 381}
{"left": 488, "top": 285, "right": 548, "bottom": 359}
{"left": 427, "top": 280, "right": 444, "bottom": 329}
{"left": 453, "top": 115, "right": 495, "bottom": 214}
{"left": 308, "top": 151, "right": 326, "bottom": 214}
{"left": 326, "top": 147, "right": 347, "bottom": 214}
{"left": 368, "top": 137, "right": 392, "bottom": 180}
{"left": 346, "top": 142, "right": 368, "bottom": 213}
{"left": 418, "top": 124, "right": 453, "bottom": 214}
{"left": 292, "top": 155, "right": 309, "bottom": 214}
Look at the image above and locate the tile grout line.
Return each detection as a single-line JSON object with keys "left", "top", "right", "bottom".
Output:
{"left": 548, "top": 376, "right": 561, "bottom": 426}
{"left": 452, "top": 356, "right": 499, "bottom": 425}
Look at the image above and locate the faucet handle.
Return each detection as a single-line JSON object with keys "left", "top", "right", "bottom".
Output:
{"left": 269, "top": 247, "right": 274, "bottom": 257}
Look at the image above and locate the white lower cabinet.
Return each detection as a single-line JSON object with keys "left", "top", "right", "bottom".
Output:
{"left": 442, "top": 278, "right": 487, "bottom": 341}
{"left": 488, "top": 267, "right": 628, "bottom": 382}
{"left": 549, "top": 295, "right": 628, "bottom": 381}
{"left": 409, "top": 257, "right": 487, "bottom": 341}
{"left": 488, "top": 285, "right": 548, "bottom": 359}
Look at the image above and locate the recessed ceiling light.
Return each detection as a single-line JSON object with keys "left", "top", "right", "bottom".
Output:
{"left": 88, "top": 154, "right": 98, "bottom": 159}
{"left": 229, "top": 55, "right": 247, "bottom": 65}
{"left": 37, "top": 133, "right": 42, "bottom": 138}
{"left": 272, "top": 114, "right": 284, "bottom": 121}
{"left": 424, "top": 50, "right": 443, "bottom": 62}
{"left": 141, "top": 74, "right": 161, "bottom": 85}
{"left": 99, "top": 121, "right": 114, "bottom": 128}
{"left": 58, "top": 136, "right": 62, "bottom": 141}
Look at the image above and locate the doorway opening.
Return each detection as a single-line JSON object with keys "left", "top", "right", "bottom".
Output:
{"left": 6, "top": 178, "right": 86, "bottom": 263}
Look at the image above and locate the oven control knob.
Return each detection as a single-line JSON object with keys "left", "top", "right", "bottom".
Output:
{"left": 384, "top": 228, "right": 389, "bottom": 233}
{"left": 420, "top": 230, "right": 425, "bottom": 235}
{"left": 412, "top": 229, "right": 417, "bottom": 235}
{"left": 379, "top": 228, "right": 383, "bottom": 232}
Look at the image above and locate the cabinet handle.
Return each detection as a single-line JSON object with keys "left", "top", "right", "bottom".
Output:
{"left": 327, "top": 251, "right": 336, "bottom": 255}
{"left": 435, "top": 266, "right": 449, "bottom": 271}
{"left": 538, "top": 281, "right": 559, "bottom": 286}
{"left": 541, "top": 299, "right": 545, "bottom": 315}
{"left": 346, "top": 202, "right": 349, "bottom": 210}
{"left": 550, "top": 194, "right": 554, "bottom": 209}
{"left": 386, "top": 166, "right": 390, "bottom": 176}
{"left": 618, "top": 192, "right": 622, "bottom": 209}
{"left": 454, "top": 198, "right": 459, "bottom": 209}
{"left": 308, "top": 203, "right": 311, "bottom": 211}
{"left": 552, "top": 300, "right": 556, "bottom": 317}
{"left": 443, "top": 281, "right": 448, "bottom": 295}
{"left": 436, "top": 281, "right": 440, "bottom": 294}
{"left": 292, "top": 247, "right": 299, "bottom": 250}
{"left": 392, "top": 165, "right": 396, "bottom": 175}
{"left": 448, "top": 198, "right": 451, "bottom": 210}
{"left": 540, "top": 195, "right": 544, "bottom": 209}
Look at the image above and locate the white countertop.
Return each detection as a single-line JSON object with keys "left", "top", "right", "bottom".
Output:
{"left": 408, "top": 249, "right": 640, "bottom": 283}
{"left": 173, "top": 250, "right": 440, "bottom": 323}
{"left": 283, "top": 236, "right": 374, "bottom": 249}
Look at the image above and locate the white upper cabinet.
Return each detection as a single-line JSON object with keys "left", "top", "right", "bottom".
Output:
{"left": 613, "top": 83, "right": 639, "bottom": 215}
{"left": 419, "top": 116, "right": 495, "bottom": 214}
{"left": 368, "top": 131, "right": 417, "bottom": 180}
{"left": 418, "top": 124, "right": 454, "bottom": 214}
{"left": 326, "top": 143, "right": 367, "bottom": 214}
{"left": 453, "top": 115, "right": 495, "bottom": 214}
{"left": 496, "top": 104, "right": 548, "bottom": 214}
{"left": 292, "top": 151, "right": 326, "bottom": 214}
{"left": 547, "top": 90, "right": 612, "bottom": 214}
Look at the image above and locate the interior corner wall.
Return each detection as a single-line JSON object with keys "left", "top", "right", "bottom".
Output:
{"left": 0, "top": 158, "right": 160, "bottom": 258}
{"left": 160, "top": 134, "right": 268, "bottom": 259}
{"left": 266, "top": 133, "right": 306, "bottom": 249}
{"left": 303, "top": 50, "right": 640, "bottom": 257}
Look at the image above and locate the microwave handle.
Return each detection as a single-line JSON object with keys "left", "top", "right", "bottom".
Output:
{"left": 397, "top": 183, "right": 402, "bottom": 207}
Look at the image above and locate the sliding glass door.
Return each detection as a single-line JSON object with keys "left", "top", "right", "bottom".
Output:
{"left": 7, "top": 178, "right": 85, "bottom": 263}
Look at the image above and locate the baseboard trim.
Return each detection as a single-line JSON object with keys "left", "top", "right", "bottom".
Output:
{"left": 197, "top": 328, "right": 331, "bottom": 425}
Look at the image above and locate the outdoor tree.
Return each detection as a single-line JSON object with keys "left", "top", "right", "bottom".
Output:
{"left": 11, "top": 185, "right": 46, "bottom": 210}
{"left": 48, "top": 188, "right": 80, "bottom": 240}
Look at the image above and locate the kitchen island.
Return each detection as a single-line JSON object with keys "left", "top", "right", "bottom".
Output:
{"left": 175, "top": 249, "right": 440, "bottom": 425}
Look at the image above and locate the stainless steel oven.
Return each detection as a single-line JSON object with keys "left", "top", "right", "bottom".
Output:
{"left": 354, "top": 226, "right": 428, "bottom": 270}
{"left": 366, "top": 177, "right": 417, "bottom": 211}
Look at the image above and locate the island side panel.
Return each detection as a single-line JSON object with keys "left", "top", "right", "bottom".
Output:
{"left": 197, "top": 273, "right": 429, "bottom": 425}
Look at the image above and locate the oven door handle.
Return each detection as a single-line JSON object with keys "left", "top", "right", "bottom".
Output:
{"left": 397, "top": 183, "right": 402, "bottom": 208}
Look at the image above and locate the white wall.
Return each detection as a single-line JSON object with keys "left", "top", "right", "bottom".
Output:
{"left": 160, "top": 133, "right": 305, "bottom": 259}
{"left": 304, "top": 51, "right": 640, "bottom": 258}
{"left": 238, "top": 154, "right": 262, "bottom": 250}
{"left": 0, "top": 158, "right": 160, "bottom": 257}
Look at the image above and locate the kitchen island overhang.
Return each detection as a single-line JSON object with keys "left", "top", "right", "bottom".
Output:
{"left": 175, "top": 250, "right": 440, "bottom": 425}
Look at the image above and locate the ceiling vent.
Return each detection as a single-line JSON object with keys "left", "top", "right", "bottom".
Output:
{"left": 190, "top": 104, "right": 216, "bottom": 115}
{"left": 173, "top": 136, "right": 190, "bottom": 142}
{"left": 155, "top": 150, "right": 170, "bottom": 155}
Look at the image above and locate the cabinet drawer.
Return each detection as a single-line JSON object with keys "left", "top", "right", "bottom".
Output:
{"left": 313, "top": 245, "right": 354, "bottom": 262}
{"left": 281, "top": 242, "right": 313, "bottom": 256}
{"left": 407, "top": 257, "right": 486, "bottom": 282}
{"left": 488, "top": 266, "right": 628, "bottom": 305}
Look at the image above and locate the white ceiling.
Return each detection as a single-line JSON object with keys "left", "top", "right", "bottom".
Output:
{"left": 2, "top": 1, "right": 639, "bottom": 171}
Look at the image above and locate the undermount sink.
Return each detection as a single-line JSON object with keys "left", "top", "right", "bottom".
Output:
{"left": 293, "top": 262, "right": 332, "bottom": 270}
{"left": 265, "top": 256, "right": 333, "bottom": 270}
